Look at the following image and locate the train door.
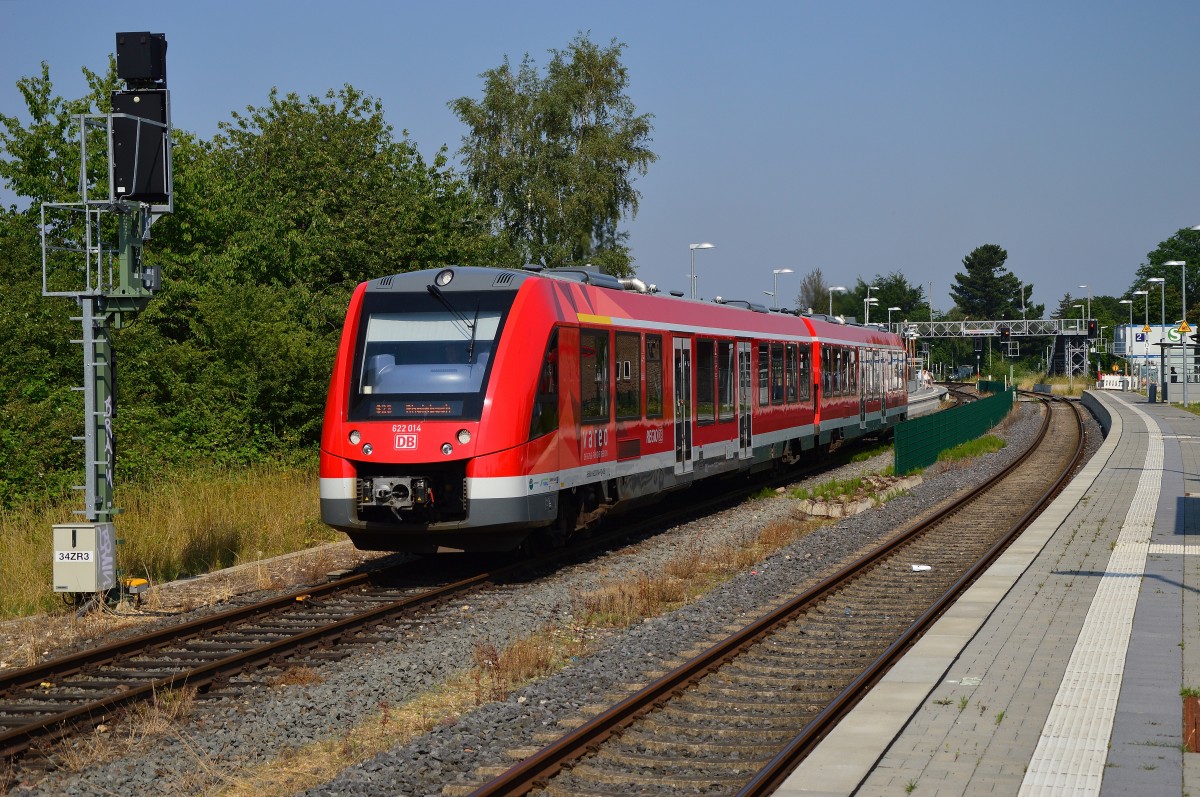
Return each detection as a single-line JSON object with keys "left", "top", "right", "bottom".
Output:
{"left": 880, "top": 351, "right": 889, "bottom": 420}
{"left": 737, "top": 341, "right": 752, "bottom": 459}
{"left": 859, "top": 347, "right": 868, "bottom": 429}
{"left": 673, "top": 337, "right": 693, "bottom": 475}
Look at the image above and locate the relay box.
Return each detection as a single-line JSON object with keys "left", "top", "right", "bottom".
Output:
{"left": 53, "top": 523, "right": 116, "bottom": 593}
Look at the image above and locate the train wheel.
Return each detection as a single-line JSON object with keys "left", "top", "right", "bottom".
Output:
{"left": 524, "top": 489, "right": 579, "bottom": 554}
{"left": 550, "top": 488, "right": 580, "bottom": 547}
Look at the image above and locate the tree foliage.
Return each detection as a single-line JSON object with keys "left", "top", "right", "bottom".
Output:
{"left": 1126, "top": 227, "right": 1200, "bottom": 322}
{"left": 949, "top": 244, "right": 1043, "bottom": 320}
{"left": 1050, "top": 292, "right": 1079, "bottom": 320}
{"left": 0, "top": 59, "right": 119, "bottom": 209}
{"left": 450, "top": 33, "right": 656, "bottom": 275}
{"left": 842, "top": 271, "right": 927, "bottom": 323}
{"left": 796, "top": 267, "right": 829, "bottom": 314}
{"left": 0, "top": 66, "right": 502, "bottom": 505}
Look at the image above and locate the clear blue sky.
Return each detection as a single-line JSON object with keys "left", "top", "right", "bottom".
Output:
{"left": 4, "top": 0, "right": 1198, "bottom": 318}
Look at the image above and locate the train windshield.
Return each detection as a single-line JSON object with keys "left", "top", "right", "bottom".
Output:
{"left": 351, "top": 290, "right": 513, "bottom": 419}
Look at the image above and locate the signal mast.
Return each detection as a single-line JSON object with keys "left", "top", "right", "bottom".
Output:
{"left": 43, "top": 33, "right": 172, "bottom": 600}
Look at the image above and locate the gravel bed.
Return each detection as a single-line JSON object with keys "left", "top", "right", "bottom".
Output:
{"left": 8, "top": 399, "right": 1094, "bottom": 797}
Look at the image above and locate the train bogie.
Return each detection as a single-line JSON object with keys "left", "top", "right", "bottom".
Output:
{"left": 319, "top": 266, "right": 908, "bottom": 552}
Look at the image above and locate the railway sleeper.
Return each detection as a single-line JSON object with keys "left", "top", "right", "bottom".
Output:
{"left": 680, "top": 692, "right": 833, "bottom": 712}
{"left": 655, "top": 704, "right": 817, "bottom": 728}
{"left": 560, "top": 758, "right": 756, "bottom": 786}
{"left": 619, "top": 729, "right": 796, "bottom": 753}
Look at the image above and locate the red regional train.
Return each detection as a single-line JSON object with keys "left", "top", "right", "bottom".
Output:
{"left": 320, "top": 266, "right": 909, "bottom": 552}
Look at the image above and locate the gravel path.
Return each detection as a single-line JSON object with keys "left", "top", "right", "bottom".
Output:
{"left": 8, "top": 399, "right": 1091, "bottom": 797}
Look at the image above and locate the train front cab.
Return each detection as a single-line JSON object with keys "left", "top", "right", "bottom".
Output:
{"left": 320, "top": 269, "right": 566, "bottom": 552}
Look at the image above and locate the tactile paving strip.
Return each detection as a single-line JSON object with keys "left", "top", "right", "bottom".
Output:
{"left": 1019, "top": 403, "right": 1162, "bottom": 796}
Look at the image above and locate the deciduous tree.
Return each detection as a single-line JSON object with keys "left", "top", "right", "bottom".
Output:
{"left": 450, "top": 33, "right": 657, "bottom": 275}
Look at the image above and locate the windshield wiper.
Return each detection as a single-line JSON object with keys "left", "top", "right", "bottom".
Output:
{"left": 426, "top": 283, "right": 479, "bottom": 364}
{"left": 467, "top": 303, "right": 480, "bottom": 364}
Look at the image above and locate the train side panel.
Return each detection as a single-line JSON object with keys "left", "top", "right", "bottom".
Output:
{"left": 319, "top": 267, "right": 909, "bottom": 552}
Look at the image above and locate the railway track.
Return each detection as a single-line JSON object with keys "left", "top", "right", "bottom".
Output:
{"left": 466, "top": 393, "right": 1084, "bottom": 796}
{"left": 0, "top": 559, "right": 498, "bottom": 760}
{"left": 0, "top": 434, "right": 890, "bottom": 767}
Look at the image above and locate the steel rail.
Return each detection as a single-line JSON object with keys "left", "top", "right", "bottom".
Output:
{"left": 0, "top": 567, "right": 493, "bottom": 758}
{"left": 0, "top": 430, "right": 891, "bottom": 763}
{"left": 468, "top": 393, "right": 1079, "bottom": 796}
{"left": 739, "top": 393, "right": 1085, "bottom": 795}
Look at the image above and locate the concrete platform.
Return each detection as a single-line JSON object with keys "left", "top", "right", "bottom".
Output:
{"left": 779, "top": 390, "right": 1200, "bottom": 796}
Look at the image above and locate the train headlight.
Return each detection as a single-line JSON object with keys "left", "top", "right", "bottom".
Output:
{"left": 435, "top": 268, "right": 454, "bottom": 287}
{"left": 456, "top": 429, "right": 471, "bottom": 445}
{"left": 441, "top": 443, "right": 453, "bottom": 456}
{"left": 362, "top": 443, "right": 373, "bottom": 456}
{"left": 349, "top": 430, "right": 361, "bottom": 445}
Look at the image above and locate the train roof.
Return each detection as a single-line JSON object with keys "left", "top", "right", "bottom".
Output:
{"left": 361, "top": 266, "right": 903, "bottom": 348}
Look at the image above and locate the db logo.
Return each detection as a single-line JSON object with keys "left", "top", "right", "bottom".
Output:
{"left": 394, "top": 434, "right": 418, "bottom": 450}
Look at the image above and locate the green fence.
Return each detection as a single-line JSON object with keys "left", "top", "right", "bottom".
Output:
{"left": 977, "top": 380, "right": 1006, "bottom": 394}
{"left": 894, "top": 388, "right": 1015, "bottom": 474}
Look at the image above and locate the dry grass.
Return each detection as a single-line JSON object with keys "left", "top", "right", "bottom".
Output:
{"left": 53, "top": 685, "right": 197, "bottom": 773}
{"left": 213, "top": 516, "right": 826, "bottom": 796}
{"left": 1015, "top": 374, "right": 1086, "bottom": 397}
{"left": 212, "top": 625, "right": 590, "bottom": 797}
{"left": 575, "top": 516, "right": 819, "bottom": 627}
{"left": 0, "top": 603, "right": 147, "bottom": 670}
{"left": 269, "top": 665, "right": 325, "bottom": 688}
{"left": 0, "top": 465, "right": 336, "bottom": 619}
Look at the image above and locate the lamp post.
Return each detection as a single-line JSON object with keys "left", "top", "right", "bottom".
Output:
{"left": 1078, "top": 284, "right": 1091, "bottom": 326}
{"left": 887, "top": 306, "right": 901, "bottom": 329}
{"left": 1149, "top": 277, "right": 1166, "bottom": 401}
{"left": 828, "top": 285, "right": 846, "bottom": 316}
{"left": 1020, "top": 281, "right": 1029, "bottom": 324}
{"left": 770, "top": 268, "right": 794, "bottom": 311}
{"left": 688, "top": 242, "right": 714, "bottom": 300}
{"left": 1166, "top": 260, "right": 1187, "bottom": 406}
{"left": 864, "top": 285, "right": 878, "bottom": 324}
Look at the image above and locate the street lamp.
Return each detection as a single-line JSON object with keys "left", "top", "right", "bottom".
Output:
{"left": 1166, "top": 260, "right": 1187, "bottom": 406}
{"left": 865, "top": 285, "right": 878, "bottom": 324}
{"left": 1149, "top": 276, "right": 1166, "bottom": 401}
{"left": 688, "top": 242, "right": 714, "bottom": 300}
{"left": 770, "top": 268, "right": 794, "bottom": 311}
{"left": 887, "top": 306, "right": 901, "bottom": 328}
{"left": 828, "top": 285, "right": 846, "bottom": 316}
{"left": 1078, "top": 284, "right": 1091, "bottom": 325}
{"left": 865, "top": 296, "right": 879, "bottom": 325}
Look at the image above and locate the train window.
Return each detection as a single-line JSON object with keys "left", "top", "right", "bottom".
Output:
{"left": 580, "top": 328, "right": 611, "bottom": 423}
{"left": 847, "top": 348, "right": 857, "bottom": 394}
{"left": 758, "top": 343, "right": 770, "bottom": 406}
{"left": 785, "top": 344, "right": 798, "bottom": 403}
{"left": 615, "top": 332, "right": 642, "bottom": 420}
{"left": 717, "top": 341, "right": 735, "bottom": 421}
{"left": 696, "top": 338, "right": 715, "bottom": 423}
{"left": 646, "top": 335, "right": 663, "bottom": 417}
{"left": 529, "top": 329, "right": 559, "bottom": 439}
{"left": 798, "top": 347, "right": 811, "bottom": 401}
{"left": 822, "top": 345, "right": 832, "bottom": 397}
{"left": 771, "top": 344, "right": 785, "bottom": 404}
